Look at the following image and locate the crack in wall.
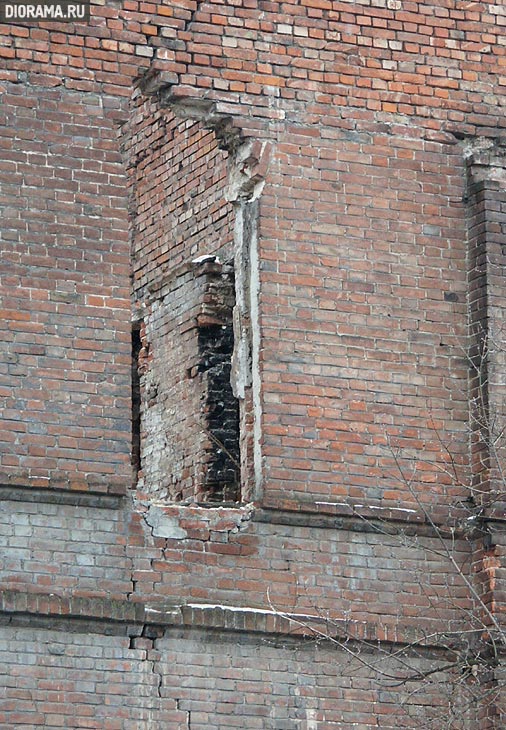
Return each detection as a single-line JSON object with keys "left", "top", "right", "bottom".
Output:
{"left": 128, "top": 578, "right": 138, "bottom": 602}
{"left": 153, "top": 654, "right": 162, "bottom": 701}
{"left": 176, "top": 700, "right": 192, "bottom": 729}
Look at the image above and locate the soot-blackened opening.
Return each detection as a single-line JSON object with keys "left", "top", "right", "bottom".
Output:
{"left": 197, "top": 283, "right": 240, "bottom": 502}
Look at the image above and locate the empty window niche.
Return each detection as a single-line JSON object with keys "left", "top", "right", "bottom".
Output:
{"left": 132, "top": 258, "right": 242, "bottom": 504}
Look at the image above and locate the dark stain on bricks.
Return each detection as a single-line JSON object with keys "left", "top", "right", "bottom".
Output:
{"left": 197, "top": 267, "right": 240, "bottom": 502}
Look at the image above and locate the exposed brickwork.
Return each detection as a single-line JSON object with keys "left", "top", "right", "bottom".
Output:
{"left": 132, "top": 260, "right": 239, "bottom": 502}
{"left": 0, "top": 499, "right": 132, "bottom": 598}
{"left": 123, "top": 96, "right": 234, "bottom": 300}
{"left": 123, "top": 97, "right": 240, "bottom": 501}
{"left": 1, "top": 1, "right": 506, "bottom": 728}
{"left": 0, "top": 497, "right": 473, "bottom": 633}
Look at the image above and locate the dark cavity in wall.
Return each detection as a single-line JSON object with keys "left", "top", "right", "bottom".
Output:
{"left": 197, "top": 266, "right": 240, "bottom": 502}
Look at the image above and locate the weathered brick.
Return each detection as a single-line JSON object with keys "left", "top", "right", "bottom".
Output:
{"left": 1, "top": 2, "right": 506, "bottom": 728}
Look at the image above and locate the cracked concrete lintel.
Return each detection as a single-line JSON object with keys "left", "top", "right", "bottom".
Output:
{"left": 137, "top": 69, "right": 249, "bottom": 156}
{"left": 144, "top": 502, "right": 255, "bottom": 539}
{"left": 145, "top": 505, "right": 189, "bottom": 539}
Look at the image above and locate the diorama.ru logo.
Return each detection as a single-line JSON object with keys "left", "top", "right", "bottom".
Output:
{"left": 0, "top": 0, "right": 90, "bottom": 21}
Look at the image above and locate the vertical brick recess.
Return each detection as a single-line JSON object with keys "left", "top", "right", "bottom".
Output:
{"left": 1, "top": 1, "right": 506, "bottom": 728}
{"left": 466, "top": 147, "right": 506, "bottom": 510}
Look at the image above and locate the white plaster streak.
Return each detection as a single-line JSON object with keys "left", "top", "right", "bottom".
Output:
{"left": 186, "top": 603, "right": 318, "bottom": 620}
{"left": 366, "top": 504, "right": 417, "bottom": 513}
{"left": 231, "top": 208, "right": 249, "bottom": 400}
{"left": 314, "top": 501, "right": 417, "bottom": 514}
{"left": 145, "top": 606, "right": 181, "bottom": 615}
{"left": 248, "top": 203, "right": 264, "bottom": 498}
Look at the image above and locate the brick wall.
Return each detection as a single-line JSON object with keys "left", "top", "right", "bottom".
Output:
{"left": 0, "top": 82, "right": 131, "bottom": 495}
{"left": 1, "top": 1, "right": 506, "bottom": 728}
{"left": 0, "top": 624, "right": 479, "bottom": 730}
{"left": 259, "top": 126, "right": 471, "bottom": 512}
{"left": 124, "top": 97, "right": 234, "bottom": 300}
{"left": 0, "top": 498, "right": 472, "bottom": 626}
